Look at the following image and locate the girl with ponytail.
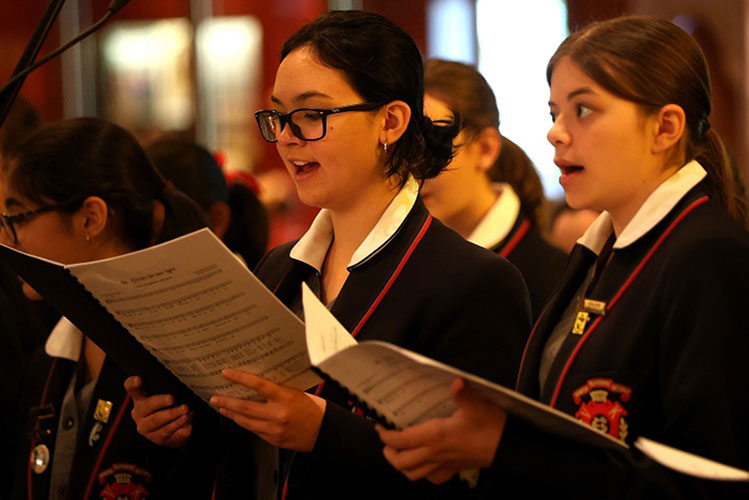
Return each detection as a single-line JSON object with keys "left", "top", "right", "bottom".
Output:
{"left": 3, "top": 117, "right": 212, "bottom": 499}
{"left": 129, "top": 10, "right": 531, "bottom": 500}
{"left": 379, "top": 16, "right": 749, "bottom": 499}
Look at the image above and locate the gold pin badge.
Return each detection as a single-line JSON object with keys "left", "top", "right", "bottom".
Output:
{"left": 571, "top": 311, "right": 590, "bottom": 335}
{"left": 93, "top": 399, "right": 113, "bottom": 423}
{"left": 30, "top": 444, "right": 50, "bottom": 474}
{"left": 582, "top": 299, "right": 607, "bottom": 316}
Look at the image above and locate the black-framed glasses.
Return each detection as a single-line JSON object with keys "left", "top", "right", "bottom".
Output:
{"left": 255, "top": 102, "right": 385, "bottom": 142}
{"left": 0, "top": 201, "right": 79, "bottom": 244}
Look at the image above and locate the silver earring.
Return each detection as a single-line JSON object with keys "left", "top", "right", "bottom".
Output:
{"left": 383, "top": 142, "right": 388, "bottom": 153}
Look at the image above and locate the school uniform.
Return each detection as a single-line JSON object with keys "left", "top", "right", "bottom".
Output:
{"left": 12, "top": 318, "right": 217, "bottom": 500}
{"left": 467, "top": 183, "right": 567, "bottom": 321}
{"left": 478, "top": 161, "right": 749, "bottom": 498}
{"left": 216, "top": 177, "right": 532, "bottom": 500}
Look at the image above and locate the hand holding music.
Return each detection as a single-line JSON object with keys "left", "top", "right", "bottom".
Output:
{"left": 210, "top": 368, "right": 326, "bottom": 452}
{"left": 124, "top": 376, "right": 193, "bottom": 449}
{"left": 376, "top": 378, "right": 506, "bottom": 484}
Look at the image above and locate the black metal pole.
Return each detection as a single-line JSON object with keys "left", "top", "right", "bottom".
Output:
{"left": 0, "top": 0, "right": 67, "bottom": 128}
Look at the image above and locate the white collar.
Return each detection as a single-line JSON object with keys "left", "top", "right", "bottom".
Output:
{"left": 45, "top": 316, "right": 83, "bottom": 362}
{"left": 289, "top": 176, "right": 419, "bottom": 271}
{"left": 578, "top": 160, "right": 707, "bottom": 254}
{"left": 467, "top": 183, "right": 521, "bottom": 249}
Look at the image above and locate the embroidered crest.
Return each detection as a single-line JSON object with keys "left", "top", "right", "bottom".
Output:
{"left": 97, "top": 463, "right": 152, "bottom": 500}
{"left": 573, "top": 378, "right": 632, "bottom": 441}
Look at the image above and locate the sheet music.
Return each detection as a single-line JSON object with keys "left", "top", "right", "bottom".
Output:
{"left": 302, "top": 283, "right": 357, "bottom": 365}
{"left": 68, "top": 228, "right": 320, "bottom": 402}
{"left": 302, "top": 289, "right": 625, "bottom": 449}
{"left": 635, "top": 438, "right": 749, "bottom": 481}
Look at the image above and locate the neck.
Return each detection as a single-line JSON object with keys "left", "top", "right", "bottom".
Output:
{"left": 328, "top": 176, "right": 402, "bottom": 262}
{"left": 320, "top": 177, "right": 401, "bottom": 303}
{"left": 444, "top": 180, "right": 498, "bottom": 239}
{"left": 83, "top": 337, "right": 106, "bottom": 384}
{"left": 609, "top": 162, "right": 681, "bottom": 237}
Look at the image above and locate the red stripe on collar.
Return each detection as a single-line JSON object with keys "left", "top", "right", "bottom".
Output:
{"left": 499, "top": 219, "right": 531, "bottom": 258}
{"left": 548, "top": 195, "right": 709, "bottom": 408}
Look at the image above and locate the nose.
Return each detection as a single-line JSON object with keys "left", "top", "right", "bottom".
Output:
{"left": 547, "top": 118, "right": 570, "bottom": 147}
{"left": 276, "top": 119, "right": 302, "bottom": 146}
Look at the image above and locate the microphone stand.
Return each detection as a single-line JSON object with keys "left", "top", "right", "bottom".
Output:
{"left": 0, "top": 0, "right": 67, "bottom": 128}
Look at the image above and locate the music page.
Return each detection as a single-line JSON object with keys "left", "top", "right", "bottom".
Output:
{"left": 67, "top": 228, "right": 320, "bottom": 402}
{"left": 302, "top": 289, "right": 625, "bottom": 449}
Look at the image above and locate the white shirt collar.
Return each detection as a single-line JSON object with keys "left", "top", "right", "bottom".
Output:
{"left": 467, "top": 183, "right": 521, "bottom": 249}
{"left": 289, "top": 176, "right": 419, "bottom": 271}
{"left": 577, "top": 160, "right": 707, "bottom": 254}
{"left": 45, "top": 316, "right": 83, "bottom": 362}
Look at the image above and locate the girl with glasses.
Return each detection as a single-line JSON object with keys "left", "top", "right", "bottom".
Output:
{"left": 3, "top": 118, "right": 215, "bottom": 500}
{"left": 421, "top": 59, "right": 568, "bottom": 322}
{"left": 128, "top": 9, "right": 531, "bottom": 500}
{"left": 378, "top": 16, "right": 749, "bottom": 498}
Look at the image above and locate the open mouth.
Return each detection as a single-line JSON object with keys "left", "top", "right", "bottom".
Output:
{"left": 291, "top": 160, "right": 320, "bottom": 177}
{"left": 560, "top": 165, "right": 584, "bottom": 175}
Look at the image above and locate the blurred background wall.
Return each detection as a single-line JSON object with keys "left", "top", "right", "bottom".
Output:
{"left": 1, "top": 0, "right": 746, "bottom": 246}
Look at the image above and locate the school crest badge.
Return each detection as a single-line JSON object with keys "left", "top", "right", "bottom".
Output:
{"left": 97, "top": 463, "right": 152, "bottom": 500}
{"left": 573, "top": 378, "right": 632, "bottom": 442}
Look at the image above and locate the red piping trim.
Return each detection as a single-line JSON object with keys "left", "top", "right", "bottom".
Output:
{"left": 499, "top": 219, "right": 531, "bottom": 258}
{"left": 82, "top": 394, "right": 132, "bottom": 500}
{"left": 27, "top": 358, "right": 58, "bottom": 500}
{"left": 282, "top": 215, "right": 433, "bottom": 500}
{"left": 351, "top": 215, "right": 432, "bottom": 338}
{"left": 548, "top": 196, "right": 709, "bottom": 408}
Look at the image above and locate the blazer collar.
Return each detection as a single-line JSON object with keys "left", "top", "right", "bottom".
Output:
{"left": 45, "top": 316, "right": 83, "bottom": 362}
{"left": 577, "top": 160, "right": 707, "bottom": 254}
{"left": 467, "top": 183, "right": 521, "bottom": 249}
{"left": 289, "top": 176, "right": 419, "bottom": 272}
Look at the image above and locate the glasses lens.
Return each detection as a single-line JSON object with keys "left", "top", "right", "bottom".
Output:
{"left": 257, "top": 112, "right": 280, "bottom": 142}
{"left": 289, "top": 109, "right": 324, "bottom": 141}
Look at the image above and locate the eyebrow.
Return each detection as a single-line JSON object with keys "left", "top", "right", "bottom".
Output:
{"left": 548, "top": 86, "right": 597, "bottom": 107}
{"left": 271, "top": 91, "right": 334, "bottom": 107}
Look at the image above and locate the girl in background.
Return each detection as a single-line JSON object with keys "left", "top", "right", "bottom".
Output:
{"left": 422, "top": 59, "right": 567, "bottom": 320}
{"left": 3, "top": 118, "right": 215, "bottom": 500}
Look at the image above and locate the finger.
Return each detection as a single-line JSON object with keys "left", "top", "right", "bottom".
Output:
{"left": 221, "top": 369, "right": 282, "bottom": 400}
{"left": 209, "top": 395, "right": 276, "bottom": 422}
{"left": 383, "top": 446, "right": 443, "bottom": 481}
{"left": 131, "top": 394, "right": 177, "bottom": 419}
{"left": 218, "top": 407, "right": 273, "bottom": 436}
{"left": 136, "top": 404, "right": 189, "bottom": 435}
{"left": 154, "top": 411, "right": 191, "bottom": 438}
{"left": 124, "top": 376, "right": 149, "bottom": 401}
{"left": 426, "top": 465, "right": 459, "bottom": 485}
{"left": 383, "top": 444, "right": 442, "bottom": 472}
{"left": 449, "top": 377, "right": 466, "bottom": 399}
{"left": 377, "top": 421, "right": 443, "bottom": 450}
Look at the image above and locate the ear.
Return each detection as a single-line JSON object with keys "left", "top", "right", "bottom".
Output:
{"left": 379, "top": 100, "right": 412, "bottom": 147}
{"left": 208, "top": 201, "right": 232, "bottom": 239}
{"left": 651, "top": 104, "right": 686, "bottom": 154}
{"left": 474, "top": 128, "right": 503, "bottom": 172}
{"left": 75, "top": 196, "right": 109, "bottom": 240}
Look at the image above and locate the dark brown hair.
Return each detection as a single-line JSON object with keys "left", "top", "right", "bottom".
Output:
{"left": 424, "top": 59, "right": 548, "bottom": 228}
{"left": 547, "top": 15, "right": 747, "bottom": 227}
{"left": 5, "top": 118, "right": 207, "bottom": 250}
{"left": 281, "top": 10, "right": 459, "bottom": 183}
